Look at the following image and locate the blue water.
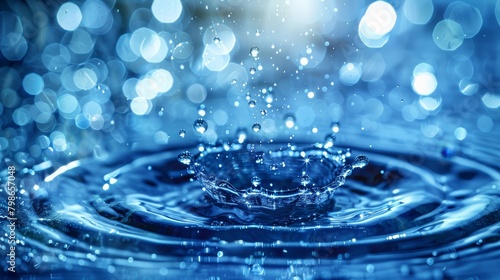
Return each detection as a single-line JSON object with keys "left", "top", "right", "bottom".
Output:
{"left": 3, "top": 138, "right": 497, "bottom": 279}
{"left": 1, "top": 0, "right": 500, "bottom": 279}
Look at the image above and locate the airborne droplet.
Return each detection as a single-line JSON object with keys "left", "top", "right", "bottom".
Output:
{"left": 352, "top": 155, "right": 369, "bottom": 168}
{"left": 250, "top": 46, "right": 260, "bottom": 57}
{"left": 251, "top": 176, "right": 261, "bottom": 187}
{"left": 331, "top": 122, "right": 340, "bottom": 134}
{"left": 284, "top": 114, "right": 296, "bottom": 129}
{"left": 179, "top": 129, "right": 186, "bottom": 138}
{"left": 193, "top": 119, "right": 208, "bottom": 133}
{"left": 324, "top": 134, "right": 336, "bottom": 149}
{"left": 300, "top": 174, "right": 311, "bottom": 186}
{"left": 236, "top": 128, "right": 248, "bottom": 143}
{"left": 177, "top": 151, "right": 192, "bottom": 165}
{"left": 252, "top": 123, "right": 261, "bottom": 132}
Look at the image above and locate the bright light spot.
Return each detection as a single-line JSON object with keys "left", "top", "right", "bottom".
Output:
{"left": 154, "top": 131, "right": 170, "bottom": 144}
{"left": 12, "top": 107, "right": 31, "bottom": 126}
{"left": 404, "top": 0, "right": 433, "bottom": 25}
{"left": 23, "top": 73, "right": 44, "bottom": 95}
{"left": 73, "top": 68, "right": 97, "bottom": 90}
{"left": 150, "top": 69, "right": 173, "bottom": 93}
{"left": 454, "top": 127, "right": 467, "bottom": 141}
{"left": 68, "top": 30, "right": 94, "bottom": 54}
{"left": 129, "top": 28, "right": 168, "bottom": 63}
{"left": 300, "top": 57, "right": 309, "bottom": 66}
{"left": 421, "top": 123, "right": 440, "bottom": 138}
{"left": 116, "top": 34, "right": 139, "bottom": 62}
{"left": 135, "top": 69, "right": 173, "bottom": 100}
{"left": 285, "top": 116, "right": 295, "bottom": 129}
{"left": 358, "top": 1, "right": 397, "bottom": 48}
{"left": 187, "top": 84, "right": 207, "bottom": 103}
{"left": 339, "top": 63, "right": 362, "bottom": 86}
{"left": 58, "top": 94, "right": 78, "bottom": 114}
{"left": 445, "top": 2, "right": 482, "bottom": 38}
{"left": 307, "top": 91, "right": 314, "bottom": 98}
{"left": 83, "top": 101, "right": 102, "bottom": 118}
{"left": 419, "top": 96, "right": 441, "bottom": 111}
{"left": 136, "top": 77, "right": 158, "bottom": 99}
{"left": 152, "top": 0, "right": 183, "bottom": 23}
{"left": 203, "top": 25, "right": 236, "bottom": 55}
{"left": 81, "top": 0, "right": 110, "bottom": 29}
{"left": 481, "top": 92, "right": 500, "bottom": 109}
{"left": 287, "top": 0, "right": 324, "bottom": 25}
{"left": 202, "top": 46, "right": 230, "bottom": 71}
{"left": 433, "top": 20, "right": 464, "bottom": 51}
{"left": 57, "top": 2, "right": 82, "bottom": 31}
{"left": 130, "top": 97, "right": 151, "bottom": 115}
{"left": 102, "top": 183, "right": 110, "bottom": 191}
{"left": 412, "top": 71, "right": 437, "bottom": 96}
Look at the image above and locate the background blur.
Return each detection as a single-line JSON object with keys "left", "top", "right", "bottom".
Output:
{"left": 1, "top": 0, "right": 499, "bottom": 169}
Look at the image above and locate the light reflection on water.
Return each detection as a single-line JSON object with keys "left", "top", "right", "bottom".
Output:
{"left": 0, "top": 0, "right": 499, "bottom": 279}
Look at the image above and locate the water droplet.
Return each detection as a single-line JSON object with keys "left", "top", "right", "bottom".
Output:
{"left": 179, "top": 129, "right": 186, "bottom": 138}
{"left": 193, "top": 119, "right": 208, "bottom": 133}
{"left": 298, "top": 184, "right": 308, "bottom": 193}
{"left": 177, "top": 151, "right": 192, "bottom": 165}
{"left": 335, "top": 175, "right": 346, "bottom": 186}
{"left": 270, "top": 164, "right": 279, "bottom": 171}
{"left": 284, "top": 114, "right": 296, "bottom": 129}
{"left": 341, "top": 164, "right": 353, "bottom": 176}
{"left": 250, "top": 46, "right": 260, "bottom": 57}
{"left": 324, "top": 134, "right": 336, "bottom": 149}
{"left": 248, "top": 100, "right": 256, "bottom": 108}
{"left": 213, "top": 37, "right": 220, "bottom": 43}
{"left": 249, "top": 67, "right": 256, "bottom": 75}
{"left": 331, "top": 122, "right": 340, "bottom": 134}
{"left": 255, "top": 152, "right": 264, "bottom": 164}
{"left": 236, "top": 128, "right": 248, "bottom": 143}
{"left": 300, "top": 174, "right": 311, "bottom": 186}
{"left": 265, "top": 94, "right": 274, "bottom": 104}
{"left": 352, "top": 155, "right": 369, "bottom": 168}
{"left": 260, "top": 110, "right": 267, "bottom": 116}
{"left": 252, "top": 176, "right": 262, "bottom": 187}
{"left": 252, "top": 123, "right": 261, "bottom": 132}
{"left": 198, "top": 104, "right": 206, "bottom": 117}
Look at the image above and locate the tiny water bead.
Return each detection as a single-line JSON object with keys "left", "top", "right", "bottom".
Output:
{"left": 193, "top": 118, "right": 208, "bottom": 133}
{"left": 179, "top": 142, "right": 367, "bottom": 223}
{"left": 179, "top": 129, "right": 186, "bottom": 138}
{"left": 324, "top": 134, "right": 336, "bottom": 149}
{"left": 331, "top": 122, "right": 340, "bottom": 133}
{"left": 252, "top": 123, "right": 261, "bottom": 132}
{"left": 250, "top": 46, "right": 260, "bottom": 57}
{"left": 177, "top": 151, "right": 192, "bottom": 165}
{"left": 284, "top": 114, "right": 296, "bottom": 129}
